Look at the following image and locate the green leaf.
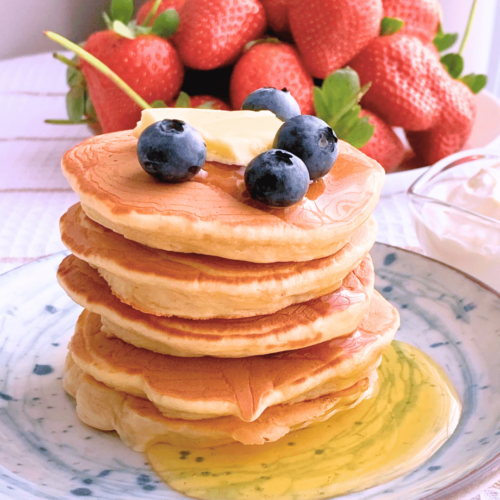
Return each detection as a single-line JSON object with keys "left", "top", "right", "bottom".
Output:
{"left": 342, "top": 116, "right": 374, "bottom": 149}
{"left": 313, "top": 87, "right": 329, "bottom": 122}
{"left": 151, "top": 100, "right": 167, "bottom": 108}
{"left": 320, "top": 68, "right": 361, "bottom": 127}
{"left": 175, "top": 91, "right": 191, "bottom": 108}
{"left": 110, "top": 0, "right": 134, "bottom": 24}
{"left": 66, "top": 85, "right": 85, "bottom": 122}
{"left": 460, "top": 73, "right": 488, "bottom": 94}
{"left": 151, "top": 9, "right": 180, "bottom": 38}
{"left": 312, "top": 67, "right": 375, "bottom": 148}
{"left": 433, "top": 32, "right": 459, "bottom": 52}
{"left": 66, "top": 65, "right": 83, "bottom": 87}
{"left": 440, "top": 53, "right": 464, "bottom": 78}
{"left": 334, "top": 105, "right": 362, "bottom": 140}
{"left": 433, "top": 23, "right": 459, "bottom": 52}
{"left": 380, "top": 17, "right": 405, "bottom": 36}
{"left": 84, "top": 92, "right": 98, "bottom": 121}
{"left": 112, "top": 20, "right": 136, "bottom": 39}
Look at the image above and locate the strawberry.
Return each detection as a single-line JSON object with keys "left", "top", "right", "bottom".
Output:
{"left": 82, "top": 31, "right": 183, "bottom": 133}
{"left": 190, "top": 95, "right": 231, "bottom": 110}
{"left": 229, "top": 41, "right": 314, "bottom": 115}
{"left": 350, "top": 33, "right": 448, "bottom": 131}
{"left": 170, "top": 91, "right": 231, "bottom": 110}
{"left": 313, "top": 67, "right": 405, "bottom": 171}
{"left": 174, "top": 0, "right": 266, "bottom": 70}
{"left": 260, "top": 0, "right": 289, "bottom": 35}
{"left": 287, "top": 0, "right": 383, "bottom": 79}
{"left": 407, "top": 79, "right": 476, "bottom": 165}
{"left": 137, "top": 0, "right": 186, "bottom": 26}
{"left": 382, "top": 0, "right": 440, "bottom": 43}
{"left": 359, "top": 110, "right": 405, "bottom": 172}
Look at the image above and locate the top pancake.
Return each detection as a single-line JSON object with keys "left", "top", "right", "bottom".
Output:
{"left": 62, "top": 131, "right": 385, "bottom": 263}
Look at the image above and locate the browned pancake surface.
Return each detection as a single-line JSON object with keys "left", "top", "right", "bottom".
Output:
{"left": 60, "top": 203, "right": 376, "bottom": 284}
{"left": 58, "top": 254, "right": 374, "bottom": 351}
{"left": 62, "top": 131, "right": 384, "bottom": 231}
{"left": 69, "top": 291, "right": 398, "bottom": 422}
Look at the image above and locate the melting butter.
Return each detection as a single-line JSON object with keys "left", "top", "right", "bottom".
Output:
{"left": 147, "top": 342, "right": 461, "bottom": 500}
{"left": 133, "top": 108, "right": 283, "bottom": 166}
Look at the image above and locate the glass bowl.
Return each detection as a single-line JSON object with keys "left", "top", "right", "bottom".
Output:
{"left": 407, "top": 149, "right": 500, "bottom": 291}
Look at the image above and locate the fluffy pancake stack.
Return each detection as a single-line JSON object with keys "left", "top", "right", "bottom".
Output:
{"left": 57, "top": 128, "right": 399, "bottom": 452}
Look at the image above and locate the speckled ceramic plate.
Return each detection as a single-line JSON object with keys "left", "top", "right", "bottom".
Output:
{"left": 1, "top": 243, "right": 500, "bottom": 500}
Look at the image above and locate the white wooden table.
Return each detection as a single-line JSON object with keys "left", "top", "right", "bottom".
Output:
{"left": 0, "top": 51, "right": 499, "bottom": 499}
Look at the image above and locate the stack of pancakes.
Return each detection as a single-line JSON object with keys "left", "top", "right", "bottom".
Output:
{"left": 57, "top": 130, "right": 399, "bottom": 452}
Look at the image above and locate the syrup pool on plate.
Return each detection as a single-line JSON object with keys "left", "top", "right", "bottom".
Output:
{"left": 147, "top": 341, "right": 461, "bottom": 500}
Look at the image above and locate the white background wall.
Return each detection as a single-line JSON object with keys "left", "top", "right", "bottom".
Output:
{"left": 0, "top": 0, "right": 108, "bottom": 60}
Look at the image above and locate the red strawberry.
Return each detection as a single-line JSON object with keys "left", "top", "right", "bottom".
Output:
{"left": 229, "top": 41, "right": 314, "bottom": 114}
{"left": 287, "top": 0, "right": 383, "bottom": 79}
{"left": 190, "top": 95, "right": 231, "bottom": 110}
{"left": 137, "top": 0, "right": 186, "bottom": 26}
{"left": 350, "top": 34, "right": 448, "bottom": 131}
{"left": 382, "top": 0, "right": 440, "bottom": 43}
{"left": 260, "top": 0, "right": 289, "bottom": 34}
{"left": 407, "top": 79, "right": 476, "bottom": 164}
{"left": 424, "top": 40, "right": 441, "bottom": 59}
{"left": 81, "top": 31, "right": 183, "bottom": 133}
{"left": 170, "top": 92, "right": 231, "bottom": 110}
{"left": 359, "top": 110, "right": 405, "bottom": 172}
{"left": 174, "top": 0, "right": 266, "bottom": 70}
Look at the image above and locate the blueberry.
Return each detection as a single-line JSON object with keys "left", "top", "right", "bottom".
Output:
{"left": 241, "top": 87, "right": 301, "bottom": 121}
{"left": 273, "top": 115, "right": 338, "bottom": 181}
{"left": 245, "top": 149, "right": 309, "bottom": 207}
{"left": 137, "top": 119, "right": 206, "bottom": 183}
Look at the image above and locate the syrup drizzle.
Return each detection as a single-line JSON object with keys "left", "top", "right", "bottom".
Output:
{"left": 148, "top": 342, "right": 461, "bottom": 500}
{"left": 193, "top": 161, "right": 380, "bottom": 230}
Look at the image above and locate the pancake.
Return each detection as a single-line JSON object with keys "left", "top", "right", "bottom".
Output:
{"left": 61, "top": 131, "right": 384, "bottom": 263}
{"left": 60, "top": 204, "right": 377, "bottom": 319}
{"left": 67, "top": 293, "right": 398, "bottom": 422}
{"left": 63, "top": 355, "right": 377, "bottom": 449}
{"left": 58, "top": 255, "right": 376, "bottom": 357}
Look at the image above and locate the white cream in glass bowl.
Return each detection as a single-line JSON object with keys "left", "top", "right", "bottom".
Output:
{"left": 408, "top": 149, "right": 500, "bottom": 291}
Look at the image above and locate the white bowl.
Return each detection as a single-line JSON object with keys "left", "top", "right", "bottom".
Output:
{"left": 407, "top": 148, "right": 500, "bottom": 290}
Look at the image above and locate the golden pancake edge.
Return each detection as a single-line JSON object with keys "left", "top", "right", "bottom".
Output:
{"left": 61, "top": 131, "right": 385, "bottom": 263}
{"left": 64, "top": 355, "right": 377, "bottom": 449}
{"left": 58, "top": 254, "right": 376, "bottom": 357}
{"left": 67, "top": 291, "right": 398, "bottom": 422}
{"left": 60, "top": 204, "right": 377, "bottom": 318}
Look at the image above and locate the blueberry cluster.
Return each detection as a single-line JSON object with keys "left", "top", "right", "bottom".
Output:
{"left": 136, "top": 87, "right": 338, "bottom": 207}
{"left": 245, "top": 88, "right": 338, "bottom": 207}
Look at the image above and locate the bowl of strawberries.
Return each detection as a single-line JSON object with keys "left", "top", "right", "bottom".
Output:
{"left": 46, "top": 0, "right": 498, "bottom": 174}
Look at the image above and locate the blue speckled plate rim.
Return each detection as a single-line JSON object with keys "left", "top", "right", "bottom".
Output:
{"left": 2, "top": 245, "right": 500, "bottom": 500}
{"left": 375, "top": 243, "right": 500, "bottom": 500}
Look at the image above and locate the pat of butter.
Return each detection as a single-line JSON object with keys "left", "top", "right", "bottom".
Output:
{"left": 133, "top": 108, "right": 283, "bottom": 166}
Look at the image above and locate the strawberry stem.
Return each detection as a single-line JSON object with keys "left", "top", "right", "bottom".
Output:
{"left": 45, "top": 118, "right": 97, "bottom": 124}
{"left": 458, "top": 0, "right": 478, "bottom": 55}
{"left": 142, "top": 0, "right": 163, "bottom": 27}
{"left": 44, "top": 31, "right": 151, "bottom": 110}
{"left": 53, "top": 52, "right": 79, "bottom": 69}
